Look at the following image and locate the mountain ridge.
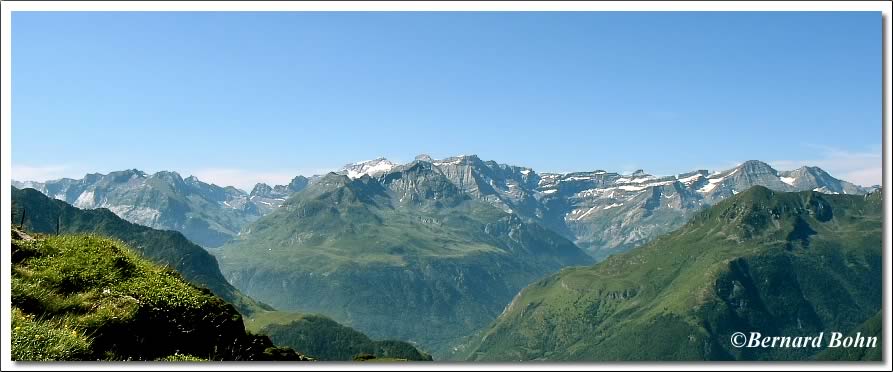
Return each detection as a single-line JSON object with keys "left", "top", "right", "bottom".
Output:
{"left": 464, "top": 187, "right": 882, "bottom": 361}
{"left": 215, "top": 161, "right": 593, "bottom": 357}
{"left": 10, "top": 186, "right": 270, "bottom": 316}
{"left": 14, "top": 157, "right": 874, "bottom": 258}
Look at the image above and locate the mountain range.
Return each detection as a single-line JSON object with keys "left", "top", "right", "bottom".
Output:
{"left": 215, "top": 162, "right": 593, "bottom": 356}
{"left": 465, "top": 186, "right": 882, "bottom": 361}
{"left": 13, "top": 170, "right": 309, "bottom": 248}
{"left": 10, "top": 155, "right": 881, "bottom": 361}
{"left": 10, "top": 186, "right": 268, "bottom": 316}
{"left": 14, "top": 156, "right": 874, "bottom": 260}
{"left": 10, "top": 186, "right": 431, "bottom": 361}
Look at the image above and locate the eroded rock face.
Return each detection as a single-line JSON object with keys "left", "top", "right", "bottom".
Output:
{"left": 421, "top": 157, "right": 872, "bottom": 260}
{"left": 13, "top": 170, "right": 258, "bottom": 247}
{"left": 217, "top": 165, "right": 592, "bottom": 358}
{"left": 13, "top": 156, "right": 871, "bottom": 257}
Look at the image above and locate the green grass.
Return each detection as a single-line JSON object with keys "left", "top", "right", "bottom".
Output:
{"left": 11, "top": 186, "right": 270, "bottom": 316}
{"left": 816, "top": 311, "right": 882, "bottom": 361}
{"left": 222, "top": 205, "right": 512, "bottom": 271}
{"left": 244, "top": 311, "right": 313, "bottom": 334}
{"left": 11, "top": 308, "right": 90, "bottom": 361}
{"left": 466, "top": 187, "right": 883, "bottom": 361}
{"left": 246, "top": 311, "right": 433, "bottom": 361}
{"left": 156, "top": 353, "right": 208, "bottom": 362}
{"left": 10, "top": 229, "right": 307, "bottom": 361}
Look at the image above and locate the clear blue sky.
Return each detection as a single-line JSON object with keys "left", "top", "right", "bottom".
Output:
{"left": 11, "top": 11, "right": 882, "bottom": 190}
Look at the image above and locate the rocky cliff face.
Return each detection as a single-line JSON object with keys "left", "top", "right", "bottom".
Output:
{"left": 14, "top": 170, "right": 258, "bottom": 247}
{"left": 247, "top": 176, "right": 310, "bottom": 215}
{"left": 418, "top": 156, "right": 872, "bottom": 260}
{"left": 216, "top": 166, "right": 592, "bottom": 358}
{"left": 14, "top": 156, "right": 871, "bottom": 257}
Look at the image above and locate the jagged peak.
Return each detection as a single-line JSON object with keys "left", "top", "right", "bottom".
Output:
{"left": 341, "top": 157, "right": 398, "bottom": 179}
{"left": 104, "top": 169, "right": 148, "bottom": 182}
{"left": 122, "top": 168, "right": 147, "bottom": 176}
{"left": 344, "top": 157, "right": 395, "bottom": 168}
{"left": 432, "top": 154, "right": 484, "bottom": 166}
{"left": 794, "top": 165, "right": 831, "bottom": 177}
{"left": 736, "top": 160, "right": 778, "bottom": 174}
{"left": 286, "top": 175, "right": 310, "bottom": 192}
{"left": 315, "top": 172, "right": 352, "bottom": 186}
{"left": 152, "top": 170, "right": 184, "bottom": 179}
{"left": 250, "top": 183, "right": 273, "bottom": 196}
{"left": 390, "top": 159, "right": 441, "bottom": 175}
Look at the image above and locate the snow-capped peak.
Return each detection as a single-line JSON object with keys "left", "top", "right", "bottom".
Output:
{"left": 342, "top": 157, "right": 398, "bottom": 179}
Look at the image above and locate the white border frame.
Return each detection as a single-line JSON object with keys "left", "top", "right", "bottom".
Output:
{"left": 2, "top": 1, "right": 891, "bottom": 371}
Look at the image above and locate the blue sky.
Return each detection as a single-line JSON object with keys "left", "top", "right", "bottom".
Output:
{"left": 11, "top": 11, "right": 882, "bottom": 190}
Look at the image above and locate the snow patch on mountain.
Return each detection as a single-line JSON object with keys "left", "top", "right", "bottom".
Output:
{"left": 73, "top": 191, "right": 97, "bottom": 208}
{"left": 697, "top": 168, "right": 739, "bottom": 193}
{"left": 677, "top": 173, "right": 705, "bottom": 185}
{"left": 570, "top": 205, "right": 600, "bottom": 221}
{"left": 343, "top": 158, "right": 398, "bottom": 179}
{"left": 618, "top": 185, "right": 647, "bottom": 192}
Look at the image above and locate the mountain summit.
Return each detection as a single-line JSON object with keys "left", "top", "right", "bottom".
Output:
{"left": 340, "top": 157, "right": 398, "bottom": 179}
{"left": 216, "top": 167, "right": 592, "bottom": 357}
{"left": 466, "top": 187, "right": 882, "bottom": 361}
{"left": 13, "top": 157, "right": 872, "bottom": 256}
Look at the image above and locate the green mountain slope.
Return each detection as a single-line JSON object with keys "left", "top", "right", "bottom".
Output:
{"left": 816, "top": 311, "right": 882, "bottom": 361}
{"left": 465, "top": 186, "right": 882, "bottom": 361}
{"left": 14, "top": 170, "right": 266, "bottom": 248}
{"left": 11, "top": 186, "right": 269, "bottom": 316}
{"left": 10, "top": 228, "right": 308, "bottom": 361}
{"left": 245, "top": 311, "right": 432, "bottom": 361}
{"left": 216, "top": 162, "right": 592, "bottom": 357}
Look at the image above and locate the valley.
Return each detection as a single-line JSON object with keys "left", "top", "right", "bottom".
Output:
{"left": 11, "top": 155, "right": 881, "bottom": 361}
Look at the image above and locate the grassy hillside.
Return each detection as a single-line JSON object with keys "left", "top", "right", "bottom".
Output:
{"left": 466, "top": 187, "right": 882, "bottom": 361}
{"left": 245, "top": 311, "right": 432, "bottom": 361}
{"left": 11, "top": 186, "right": 269, "bottom": 316}
{"left": 816, "top": 311, "right": 882, "bottom": 361}
{"left": 10, "top": 228, "right": 308, "bottom": 361}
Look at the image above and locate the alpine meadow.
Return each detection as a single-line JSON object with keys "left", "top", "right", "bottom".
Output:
{"left": 4, "top": 8, "right": 887, "bottom": 368}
